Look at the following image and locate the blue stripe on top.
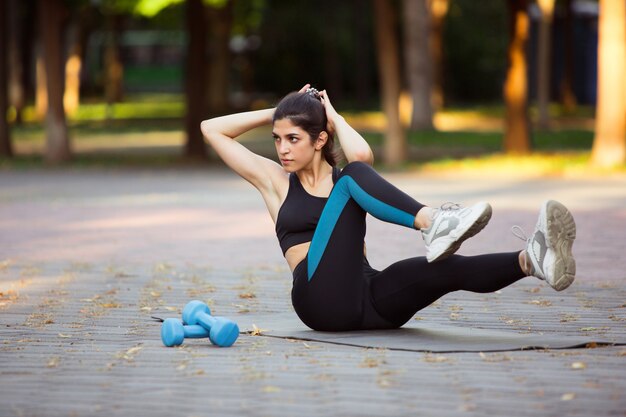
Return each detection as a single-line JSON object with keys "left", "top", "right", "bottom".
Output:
{"left": 307, "top": 174, "right": 416, "bottom": 281}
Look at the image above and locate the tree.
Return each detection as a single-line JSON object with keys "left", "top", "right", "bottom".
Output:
{"left": 64, "top": 4, "right": 95, "bottom": 116}
{"left": 503, "top": 0, "right": 531, "bottom": 154}
{"left": 429, "top": 0, "right": 448, "bottom": 111}
{"left": 184, "top": 0, "right": 208, "bottom": 159}
{"left": 7, "top": 0, "right": 27, "bottom": 126}
{"left": 206, "top": 1, "right": 233, "bottom": 115}
{"left": 39, "top": 0, "right": 71, "bottom": 163}
{"left": 536, "top": 0, "right": 555, "bottom": 129}
{"left": 560, "top": 0, "right": 577, "bottom": 111}
{"left": 403, "top": 0, "right": 434, "bottom": 130}
{"left": 0, "top": 0, "right": 13, "bottom": 157}
{"left": 591, "top": 0, "right": 626, "bottom": 167}
{"left": 373, "top": 0, "right": 406, "bottom": 165}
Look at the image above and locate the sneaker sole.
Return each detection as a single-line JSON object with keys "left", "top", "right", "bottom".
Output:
{"left": 543, "top": 200, "right": 577, "bottom": 291}
{"left": 428, "top": 203, "right": 493, "bottom": 262}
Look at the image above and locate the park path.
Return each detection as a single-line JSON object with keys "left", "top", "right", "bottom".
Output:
{"left": 1, "top": 167, "right": 625, "bottom": 416}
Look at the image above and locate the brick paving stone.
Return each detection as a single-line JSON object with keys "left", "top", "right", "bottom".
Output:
{"left": 1, "top": 168, "right": 625, "bottom": 417}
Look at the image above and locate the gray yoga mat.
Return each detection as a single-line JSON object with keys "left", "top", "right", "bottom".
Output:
{"left": 241, "top": 319, "right": 621, "bottom": 353}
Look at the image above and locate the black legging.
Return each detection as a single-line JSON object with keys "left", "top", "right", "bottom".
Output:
{"left": 291, "top": 162, "right": 526, "bottom": 331}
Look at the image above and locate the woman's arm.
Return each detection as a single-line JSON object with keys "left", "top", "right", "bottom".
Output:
{"left": 320, "top": 90, "right": 374, "bottom": 165}
{"left": 200, "top": 108, "right": 283, "bottom": 192}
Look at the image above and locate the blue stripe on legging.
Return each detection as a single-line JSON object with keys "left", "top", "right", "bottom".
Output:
{"left": 307, "top": 175, "right": 416, "bottom": 281}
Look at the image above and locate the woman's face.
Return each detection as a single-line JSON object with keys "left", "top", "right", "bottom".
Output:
{"left": 272, "top": 118, "right": 318, "bottom": 172}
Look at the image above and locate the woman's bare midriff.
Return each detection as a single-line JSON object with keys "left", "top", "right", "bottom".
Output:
{"left": 284, "top": 241, "right": 368, "bottom": 273}
{"left": 284, "top": 242, "right": 311, "bottom": 272}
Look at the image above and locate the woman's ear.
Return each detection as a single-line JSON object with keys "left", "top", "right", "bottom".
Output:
{"left": 315, "top": 131, "right": 329, "bottom": 150}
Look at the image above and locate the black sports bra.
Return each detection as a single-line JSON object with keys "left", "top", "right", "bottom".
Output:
{"left": 275, "top": 167, "right": 340, "bottom": 254}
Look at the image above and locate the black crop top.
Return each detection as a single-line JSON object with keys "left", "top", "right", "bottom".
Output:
{"left": 275, "top": 167, "right": 340, "bottom": 254}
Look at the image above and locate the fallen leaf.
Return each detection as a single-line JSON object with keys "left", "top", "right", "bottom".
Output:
{"left": 423, "top": 354, "right": 450, "bottom": 363}
{"left": 561, "top": 393, "right": 576, "bottom": 401}
{"left": 57, "top": 333, "right": 71, "bottom": 339}
{"left": 580, "top": 327, "right": 610, "bottom": 332}
{"left": 377, "top": 378, "right": 392, "bottom": 388}
{"left": 250, "top": 324, "right": 266, "bottom": 336}
{"left": 360, "top": 357, "right": 381, "bottom": 368}
{"left": 261, "top": 385, "right": 281, "bottom": 393}
{"left": 571, "top": 362, "right": 586, "bottom": 370}
{"left": 126, "top": 346, "right": 143, "bottom": 356}
{"left": 527, "top": 299, "right": 552, "bottom": 307}
{"left": 239, "top": 292, "right": 256, "bottom": 299}
{"left": 47, "top": 357, "right": 60, "bottom": 368}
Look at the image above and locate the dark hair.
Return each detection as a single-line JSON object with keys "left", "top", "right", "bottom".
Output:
{"left": 273, "top": 91, "right": 340, "bottom": 166}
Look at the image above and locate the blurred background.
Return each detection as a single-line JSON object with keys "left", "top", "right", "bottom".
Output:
{"left": 0, "top": 0, "right": 624, "bottom": 171}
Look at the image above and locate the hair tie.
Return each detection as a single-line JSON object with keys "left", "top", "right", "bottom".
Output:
{"left": 305, "top": 87, "right": 321, "bottom": 100}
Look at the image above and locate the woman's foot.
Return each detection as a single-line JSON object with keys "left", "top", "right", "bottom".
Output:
{"left": 516, "top": 200, "right": 577, "bottom": 291}
{"left": 421, "top": 202, "right": 492, "bottom": 262}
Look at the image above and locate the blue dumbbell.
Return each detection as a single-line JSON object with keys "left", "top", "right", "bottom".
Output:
{"left": 161, "top": 318, "right": 210, "bottom": 347}
{"left": 182, "top": 300, "right": 239, "bottom": 347}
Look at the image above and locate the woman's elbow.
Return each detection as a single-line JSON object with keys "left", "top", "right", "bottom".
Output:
{"left": 354, "top": 149, "right": 374, "bottom": 165}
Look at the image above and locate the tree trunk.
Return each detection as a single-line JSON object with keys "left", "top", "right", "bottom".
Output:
{"left": 207, "top": 3, "right": 233, "bottom": 115}
{"left": 64, "top": 6, "right": 93, "bottom": 116}
{"left": 7, "top": 0, "right": 25, "bottom": 125}
{"left": 0, "top": 0, "right": 13, "bottom": 157}
{"left": 503, "top": 0, "right": 531, "bottom": 154}
{"left": 373, "top": 0, "right": 406, "bottom": 165}
{"left": 560, "top": 0, "right": 577, "bottom": 111}
{"left": 403, "top": 0, "right": 434, "bottom": 130}
{"left": 184, "top": 0, "right": 208, "bottom": 159}
{"left": 536, "top": 0, "right": 555, "bottom": 129}
{"left": 429, "top": 0, "right": 448, "bottom": 111}
{"left": 64, "top": 23, "right": 82, "bottom": 116}
{"left": 591, "top": 0, "right": 626, "bottom": 167}
{"left": 105, "top": 13, "right": 124, "bottom": 111}
{"left": 35, "top": 43, "right": 47, "bottom": 121}
{"left": 18, "top": 0, "right": 36, "bottom": 113}
{"left": 39, "top": 0, "right": 70, "bottom": 163}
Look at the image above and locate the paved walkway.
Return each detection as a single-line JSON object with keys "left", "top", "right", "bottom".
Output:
{"left": 1, "top": 167, "right": 625, "bottom": 416}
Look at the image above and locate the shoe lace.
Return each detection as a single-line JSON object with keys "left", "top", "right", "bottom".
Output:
{"left": 439, "top": 202, "right": 462, "bottom": 211}
{"left": 511, "top": 225, "right": 528, "bottom": 242}
{"left": 511, "top": 225, "right": 533, "bottom": 276}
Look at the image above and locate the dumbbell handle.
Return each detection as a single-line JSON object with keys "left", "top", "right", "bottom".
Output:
{"left": 195, "top": 311, "right": 218, "bottom": 331}
{"left": 184, "top": 324, "right": 210, "bottom": 338}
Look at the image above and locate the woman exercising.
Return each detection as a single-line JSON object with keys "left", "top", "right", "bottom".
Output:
{"left": 200, "top": 84, "right": 577, "bottom": 332}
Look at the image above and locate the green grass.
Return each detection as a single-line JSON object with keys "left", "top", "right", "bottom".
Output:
{"left": 363, "top": 129, "right": 594, "bottom": 151}
{"left": 6, "top": 95, "right": 612, "bottom": 175}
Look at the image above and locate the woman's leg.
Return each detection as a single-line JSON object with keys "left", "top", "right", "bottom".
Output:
{"left": 307, "top": 162, "right": 426, "bottom": 281}
{"left": 308, "top": 161, "right": 491, "bottom": 279}
{"left": 292, "top": 197, "right": 369, "bottom": 331}
{"left": 294, "top": 162, "right": 426, "bottom": 330}
{"left": 369, "top": 252, "right": 526, "bottom": 326}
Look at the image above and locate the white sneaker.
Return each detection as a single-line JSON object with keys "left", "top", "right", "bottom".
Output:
{"left": 422, "top": 202, "right": 492, "bottom": 262}
{"left": 513, "top": 200, "right": 577, "bottom": 291}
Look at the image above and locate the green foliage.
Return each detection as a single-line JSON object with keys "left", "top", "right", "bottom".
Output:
{"left": 133, "top": 0, "right": 227, "bottom": 18}
{"left": 134, "top": 0, "right": 183, "bottom": 17}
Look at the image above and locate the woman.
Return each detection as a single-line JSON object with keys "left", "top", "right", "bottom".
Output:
{"left": 200, "top": 84, "right": 577, "bottom": 332}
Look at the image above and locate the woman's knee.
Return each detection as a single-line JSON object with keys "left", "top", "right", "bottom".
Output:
{"left": 339, "top": 161, "right": 374, "bottom": 178}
